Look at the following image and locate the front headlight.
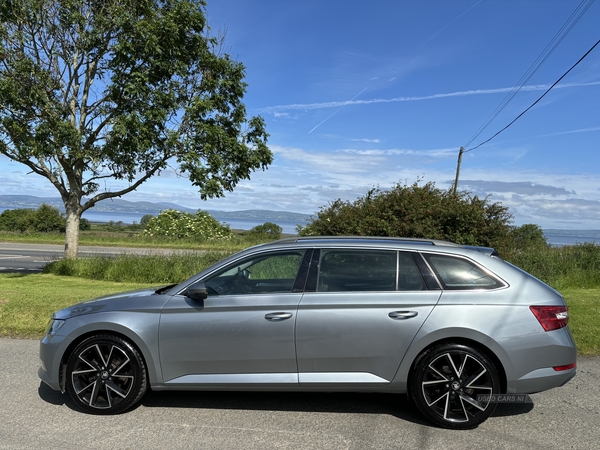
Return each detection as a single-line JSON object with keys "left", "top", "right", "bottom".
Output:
{"left": 44, "top": 319, "right": 66, "bottom": 337}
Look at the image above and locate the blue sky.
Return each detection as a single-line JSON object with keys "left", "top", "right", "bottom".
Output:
{"left": 2, "top": 0, "right": 599, "bottom": 229}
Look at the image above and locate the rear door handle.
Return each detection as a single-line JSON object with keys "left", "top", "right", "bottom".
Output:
{"left": 265, "top": 312, "right": 293, "bottom": 321}
{"left": 389, "top": 311, "right": 418, "bottom": 320}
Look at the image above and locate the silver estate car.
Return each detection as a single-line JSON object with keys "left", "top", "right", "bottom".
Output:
{"left": 39, "top": 237, "right": 577, "bottom": 429}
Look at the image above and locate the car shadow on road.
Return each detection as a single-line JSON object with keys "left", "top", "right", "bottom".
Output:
{"left": 140, "top": 389, "right": 533, "bottom": 425}
{"left": 492, "top": 398, "right": 534, "bottom": 417}
{"left": 38, "top": 382, "right": 533, "bottom": 425}
{"left": 38, "top": 382, "right": 67, "bottom": 406}
{"left": 143, "top": 390, "right": 432, "bottom": 424}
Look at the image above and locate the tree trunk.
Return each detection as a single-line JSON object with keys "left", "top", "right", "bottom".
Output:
{"left": 64, "top": 204, "right": 82, "bottom": 259}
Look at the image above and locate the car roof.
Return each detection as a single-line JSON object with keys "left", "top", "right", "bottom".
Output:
{"left": 252, "top": 236, "right": 500, "bottom": 257}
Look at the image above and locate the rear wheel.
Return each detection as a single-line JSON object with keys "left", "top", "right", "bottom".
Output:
{"left": 410, "top": 343, "right": 500, "bottom": 429}
{"left": 65, "top": 334, "right": 147, "bottom": 414}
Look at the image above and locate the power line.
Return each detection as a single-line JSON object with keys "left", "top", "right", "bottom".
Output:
{"left": 465, "top": 38, "right": 600, "bottom": 153}
{"left": 464, "top": 0, "right": 596, "bottom": 148}
{"left": 453, "top": 35, "right": 600, "bottom": 195}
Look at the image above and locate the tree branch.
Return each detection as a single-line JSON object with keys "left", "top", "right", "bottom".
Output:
{"left": 18, "top": 157, "right": 68, "bottom": 199}
{"left": 82, "top": 159, "right": 169, "bottom": 212}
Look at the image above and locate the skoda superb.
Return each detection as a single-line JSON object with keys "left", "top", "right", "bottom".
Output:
{"left": 39, "top": 237, "right": 576, "bottom": 429}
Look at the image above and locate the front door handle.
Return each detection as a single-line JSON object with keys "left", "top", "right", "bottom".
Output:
{"left": 389, "top": 311, "right": 418, "bottom": 320}
{"left": 265, "top": 312, "right": 293, "bottom": 321}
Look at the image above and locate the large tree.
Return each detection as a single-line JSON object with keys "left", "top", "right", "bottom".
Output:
{"left": 0, "top": 0, "right": 271, "bottom": 257}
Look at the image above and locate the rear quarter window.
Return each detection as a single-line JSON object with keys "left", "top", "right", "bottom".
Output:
{"left": 423, "top": 253, "right": 504, "bottom": 290}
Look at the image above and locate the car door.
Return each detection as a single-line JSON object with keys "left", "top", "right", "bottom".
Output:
{"left": 295, "top": 249, "right": 441, "bottom": 385}
{"left": 158, "top": 249, "right": 310, "bottom": 385}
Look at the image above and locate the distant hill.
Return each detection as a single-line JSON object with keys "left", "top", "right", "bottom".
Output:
{"left": 544, "top": 229, "right": 600, "bottom": 238}
{"left": 0, "top": 195, "right": 195, "bottom": 213}
{"left": 0, "top": 195, "right": 312, "bottom": 222}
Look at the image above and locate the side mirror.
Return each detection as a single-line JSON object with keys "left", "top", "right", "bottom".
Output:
{"left": 183, "top": 281, "right": 208, "bottom": 301}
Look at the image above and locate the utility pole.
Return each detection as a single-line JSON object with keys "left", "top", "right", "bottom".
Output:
{"left": 452, "top": 146, "right": 464, "bottom": 196}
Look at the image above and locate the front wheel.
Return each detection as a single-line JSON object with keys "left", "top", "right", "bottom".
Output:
{"left": 65, "top": 334, "right": 147, "bottom": 414}
{"left": 409, "top": 343, "right": 500, "bottom": 429}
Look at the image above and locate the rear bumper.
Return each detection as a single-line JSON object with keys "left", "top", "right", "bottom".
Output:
{"left": 507, "top": 366, "right": 576, "bottom": 394}
{"left": 500, "top": 326, "right": 577, "bottom": 394}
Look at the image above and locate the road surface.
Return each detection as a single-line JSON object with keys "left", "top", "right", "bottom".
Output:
{"left": 0, "top": 242, "right": 199, "bottom": 273}
{"left": 0, "top": 338, "right": 598, "bottom": 449}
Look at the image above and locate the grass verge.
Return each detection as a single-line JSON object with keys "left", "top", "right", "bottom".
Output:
{"left": 0, "top": 274, "right": 146, "bottom": 338}
{"left": 43, "top": 252, "right": 233, "bottom": 284}
{"left": 562, "top": 288, "right": 600, "bottom": 356}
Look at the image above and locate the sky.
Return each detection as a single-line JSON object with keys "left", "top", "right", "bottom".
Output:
{"left": 1, "top": 0, "right": 600, "bottom": 229}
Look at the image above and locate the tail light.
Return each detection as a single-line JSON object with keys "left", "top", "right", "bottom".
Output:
{"left": 553, "top": 363, "right": 576, "bottom": 371}
{"left": 529, "top": 305, "right": 569, "bottom": 331}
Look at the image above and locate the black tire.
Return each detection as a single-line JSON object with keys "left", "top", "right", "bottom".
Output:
{"left": 65, "top": 334, "right": 147, "bottom": 414}
{"left": 409, "top": 343, "right": 500, "bottom": 429}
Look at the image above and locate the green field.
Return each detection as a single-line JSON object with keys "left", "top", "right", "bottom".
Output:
{"left": 561, "top": 288, "right": 600, "bottom": 355}
{"left": 0, "top": 226, "right": 277, "bottom": 252}
{"left": 0, "top": 273, "right": 147, "bottom": 338}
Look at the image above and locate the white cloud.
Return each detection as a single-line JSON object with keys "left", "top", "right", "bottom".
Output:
{"left": 349, "top": 138, "right": 381, "bottom": 143}
{"left": 341, "top": 148, "right": 456, "bottom": 158}
{"left": 526, "top": 126, "right": 600, "bottom": 139}
{"left": 454, "top": 172, "right": 600, "bottom": 228}
{"left": 258, "top": 81, "right": 600, "bottom": 114}
{"left": 460, "top": 180, "right": 576, "bottom": 197}
{"left": 2, "top": 143, "right": 599, "bottom": 229}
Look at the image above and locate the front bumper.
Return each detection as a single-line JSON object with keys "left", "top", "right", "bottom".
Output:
{"left": 39, "top": 334, "right": 73, "bottom": 392}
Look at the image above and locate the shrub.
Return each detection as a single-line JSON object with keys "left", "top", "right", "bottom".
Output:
{"left": 33, "top": 203, "right": 66, "bottom": 232}
{"left": 141, "top": 209, "right": 232, "bottom": 240}
{"left": 298, "top": 181, "right": 515, "bottom": 252}
{"left": 0, "top": 208, "right": 36, "bottom": 232}
{"left": 79, "top": 217, "right": 92, "bottom": 231}
{"left": 247, "top": 222, "right": 283, "bottom": 240}
{"left": 508, "top": 223, "right": 548, "bottom": 249}
{"left": 506, "top": 243, "right": 600, "bottom": 290}
{"left": 0, "top": 204, "right": 65, "bottom": 232}
{"left": 140, "top": 214, "right": 154, "bottom": 227}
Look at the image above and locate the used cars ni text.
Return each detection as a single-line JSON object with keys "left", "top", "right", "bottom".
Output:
{"left": 39, "top": 237, "right": 576, "bottom": 429}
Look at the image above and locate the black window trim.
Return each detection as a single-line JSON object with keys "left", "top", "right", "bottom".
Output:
{"left": 292, "top": 248, "right": 313, "bottom": 292}
{"left": 304, "top": 248, "right": 320, "bottom": 292}
{"left": 410, "top": 252, "right": 441, "bottom": 290}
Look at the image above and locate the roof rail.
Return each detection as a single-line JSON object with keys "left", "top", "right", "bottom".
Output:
{"left": 274, "top": 236, "right": 462, "bottom": 247}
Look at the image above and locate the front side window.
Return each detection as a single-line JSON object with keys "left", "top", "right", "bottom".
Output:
{"left": 204, "top": 250, "right": 306, "bottom": 296}
{"left": 317, "top": 249, "right": 397, "bottom": 292}
{"left": 423, "top": 253, "right": 503, "bottom": 290}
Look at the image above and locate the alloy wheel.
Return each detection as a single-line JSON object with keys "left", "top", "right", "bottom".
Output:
{"left": 66, "top": 335, "right": 147, "bottom": 414}
{"left": 411, "top": 344, "right": 500, "bottom": 429}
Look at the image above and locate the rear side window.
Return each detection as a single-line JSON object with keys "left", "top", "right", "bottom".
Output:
{"left": 317, "top": 249, "right": 397, "bottom": 292}
{"left": 423, "top": 254, "right": 503, "bottom": 290}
